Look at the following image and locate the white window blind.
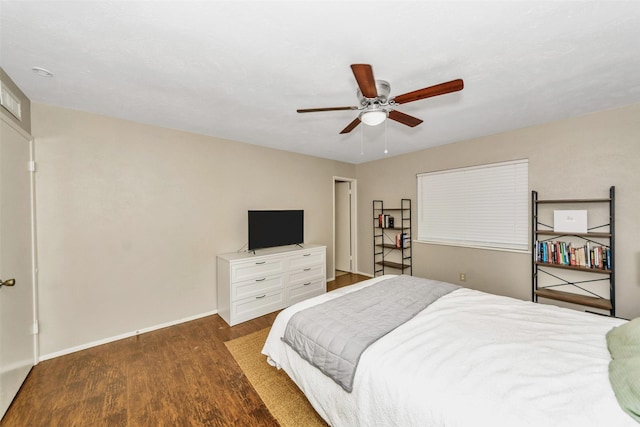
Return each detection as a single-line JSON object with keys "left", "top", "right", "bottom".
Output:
{"left": 417, "top": 159, "right": 529, "bottom": 251}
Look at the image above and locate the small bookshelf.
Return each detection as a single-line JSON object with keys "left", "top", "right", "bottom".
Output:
{"left": 373, "top": 199, "right": 412, "bottom": 277}
{"left": 531, "top": 187, "right": 615, "bottom": 316}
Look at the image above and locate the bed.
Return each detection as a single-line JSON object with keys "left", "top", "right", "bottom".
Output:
{"left": 262, "top": 274, "right": 637, "bottom": 426}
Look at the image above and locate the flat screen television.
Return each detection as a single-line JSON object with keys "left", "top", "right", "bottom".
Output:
{"left": 248, "top": 210, "right": 304, "bottom": 251}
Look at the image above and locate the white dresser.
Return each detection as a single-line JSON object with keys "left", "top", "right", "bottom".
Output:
{"left": 217, "top": 244, "right": 326, "bottom": 326}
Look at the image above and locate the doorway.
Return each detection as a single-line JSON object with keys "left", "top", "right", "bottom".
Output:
{"left": 333, "top": 177, "right": 357, "bottom": 279}
{"left": 0, "top": 113, "right": 37, "bottom": 418}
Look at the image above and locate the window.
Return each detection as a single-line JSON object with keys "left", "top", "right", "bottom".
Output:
{"left": 417, "top": 159, "right": 528, "bottom": 251}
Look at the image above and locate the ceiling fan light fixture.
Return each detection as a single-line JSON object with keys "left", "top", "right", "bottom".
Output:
{"left": 296, "top": 64, "right": 463, "bottom": 134}
{"left": 360, "top": 109, "right": 387, "bottom": 126}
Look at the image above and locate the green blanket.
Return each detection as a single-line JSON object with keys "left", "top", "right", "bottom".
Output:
{"left": 607, "top": 317, "right": 640, "bottom": 423}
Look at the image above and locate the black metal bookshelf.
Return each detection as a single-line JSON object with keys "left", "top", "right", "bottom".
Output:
{"left": 532, "top": 186, "right": 615, "bottom": 316}
{"left": 373, "top": 199, "right": 412, "bottom": 277}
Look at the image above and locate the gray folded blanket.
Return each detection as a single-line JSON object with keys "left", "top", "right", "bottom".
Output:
{"left": 282, "top": 275, "right": 460, "bottom": 392}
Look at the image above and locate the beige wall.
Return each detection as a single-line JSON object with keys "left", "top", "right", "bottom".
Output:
{"left": 356, "top": 103, "right": 640, "bottom": 320}
{"left": 30, "top": 100, "right": 640, "bottom": 358}
{"left": 32, "top": 103, "right": 355, "bottom": 358}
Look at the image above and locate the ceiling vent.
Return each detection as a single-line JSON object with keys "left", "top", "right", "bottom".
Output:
{"left": 0, "top": 82, "right": 22, "bottom": 121}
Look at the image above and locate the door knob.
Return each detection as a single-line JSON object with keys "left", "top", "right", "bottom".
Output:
{"left": 0, "top": 278, "right": 16, "bottom": 288}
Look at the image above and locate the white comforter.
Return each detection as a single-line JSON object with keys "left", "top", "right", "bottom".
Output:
{"left": 262, "top": 275, "right": 635, "bottom": 427}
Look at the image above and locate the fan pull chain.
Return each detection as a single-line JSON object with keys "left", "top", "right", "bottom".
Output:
{"left": 384, "top": 119, "right": 389, "bottom": 154}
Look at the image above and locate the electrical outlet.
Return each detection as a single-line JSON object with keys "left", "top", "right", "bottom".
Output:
{"left": 459, "top": 273, "right": 466, "bottom": 282}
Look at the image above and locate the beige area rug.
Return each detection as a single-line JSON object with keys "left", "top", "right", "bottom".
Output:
{"left": 225, "top": 328, "right": 328, "bottom": 427}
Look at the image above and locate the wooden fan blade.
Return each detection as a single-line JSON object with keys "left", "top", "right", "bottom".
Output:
{"left": 340, "top": 117, "right": 361, "bottom": 134}
{"left": 297, "top": 106, "right": 358, "bottom": 113}
{"left": 351, "top": 64, "right": 378, "bottom": 98}
{"left": 392, "top": 79, "right": 464, "bottom": 105}
{"left": 388, "top": 110, "right": 423, "bottom": 127}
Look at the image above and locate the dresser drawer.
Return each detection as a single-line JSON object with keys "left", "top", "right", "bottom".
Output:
{"left": 231, "top": 257, "right": 284, "bottom": 282}
{"left": 232, "top": 275, "right": 284, "bottom": 301}
{"left": 232, "top": 290, "right": 285, "bottom": 325}
{"left": 289, "top": 264, "right": 324, "bottom": 284}
{"left": 288, "top": 249, "right": 325, "bottom": 269}
{"left": 287, "top": 277, "right": 326, "bottom": 306}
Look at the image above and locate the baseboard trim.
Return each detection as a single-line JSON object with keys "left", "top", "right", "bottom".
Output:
{"left": 39, "top": 310, "right": 218, "bottom": 362}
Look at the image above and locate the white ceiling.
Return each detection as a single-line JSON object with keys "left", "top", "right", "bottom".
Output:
{"left": 2, "top": 1, "right": 640, "bottom": 164}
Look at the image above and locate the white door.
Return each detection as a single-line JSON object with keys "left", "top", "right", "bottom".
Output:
{"left": 334, "top": 180, "right": 352, "bottom": 273}
{"left": 0, "top": 114, "right": 36, "bottom": 418}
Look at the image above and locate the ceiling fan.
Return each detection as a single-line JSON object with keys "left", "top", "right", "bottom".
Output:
{"left": 297, "top": 64, "right": 464, "bottom": 134}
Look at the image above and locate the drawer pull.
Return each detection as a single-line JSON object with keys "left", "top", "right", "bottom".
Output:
{"left": 303, "top": 282, "right": 311, "bottom": 286}
{"left": 303, "top": 268, "right": 311, "bottom": 271}
{"left": 255, "top": 278, "right": 266, "bottom": 282}
{"left": 303, "top": 253, "right": 311, "bottom": 257}
{"left": 256, "top": 294, "right": 266, "bottom": 299}
{"left": 255, "top": 261, "right": 266, "bottom": 264}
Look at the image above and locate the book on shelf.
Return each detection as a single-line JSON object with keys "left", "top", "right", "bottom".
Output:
{"left": 402, "top": 233, "right": 410, "bottom": 248}
{"left": 395, "top": 233, "right": 411, "bottom": 248}
{"left": 378, "top": 214, "right": 395, "bottom": 228}
{"left": 535, "top": 240, "right": 610, "bottom": 270}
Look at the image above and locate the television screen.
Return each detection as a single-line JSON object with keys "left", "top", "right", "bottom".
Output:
{"left": 248, "top": 210, "right": 304, "bottom": 251}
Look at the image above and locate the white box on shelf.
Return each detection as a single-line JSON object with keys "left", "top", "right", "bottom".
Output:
{"left": 553, "top": 210, "right": 587, "bottom": 233}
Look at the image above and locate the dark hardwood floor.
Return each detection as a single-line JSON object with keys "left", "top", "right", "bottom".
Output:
{"left": 0, "top": 273, "right": 369, "bottom": 427}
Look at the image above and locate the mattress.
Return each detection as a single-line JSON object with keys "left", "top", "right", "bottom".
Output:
{"left": 262, "top": 275, "right": 634, "bottom": 427}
